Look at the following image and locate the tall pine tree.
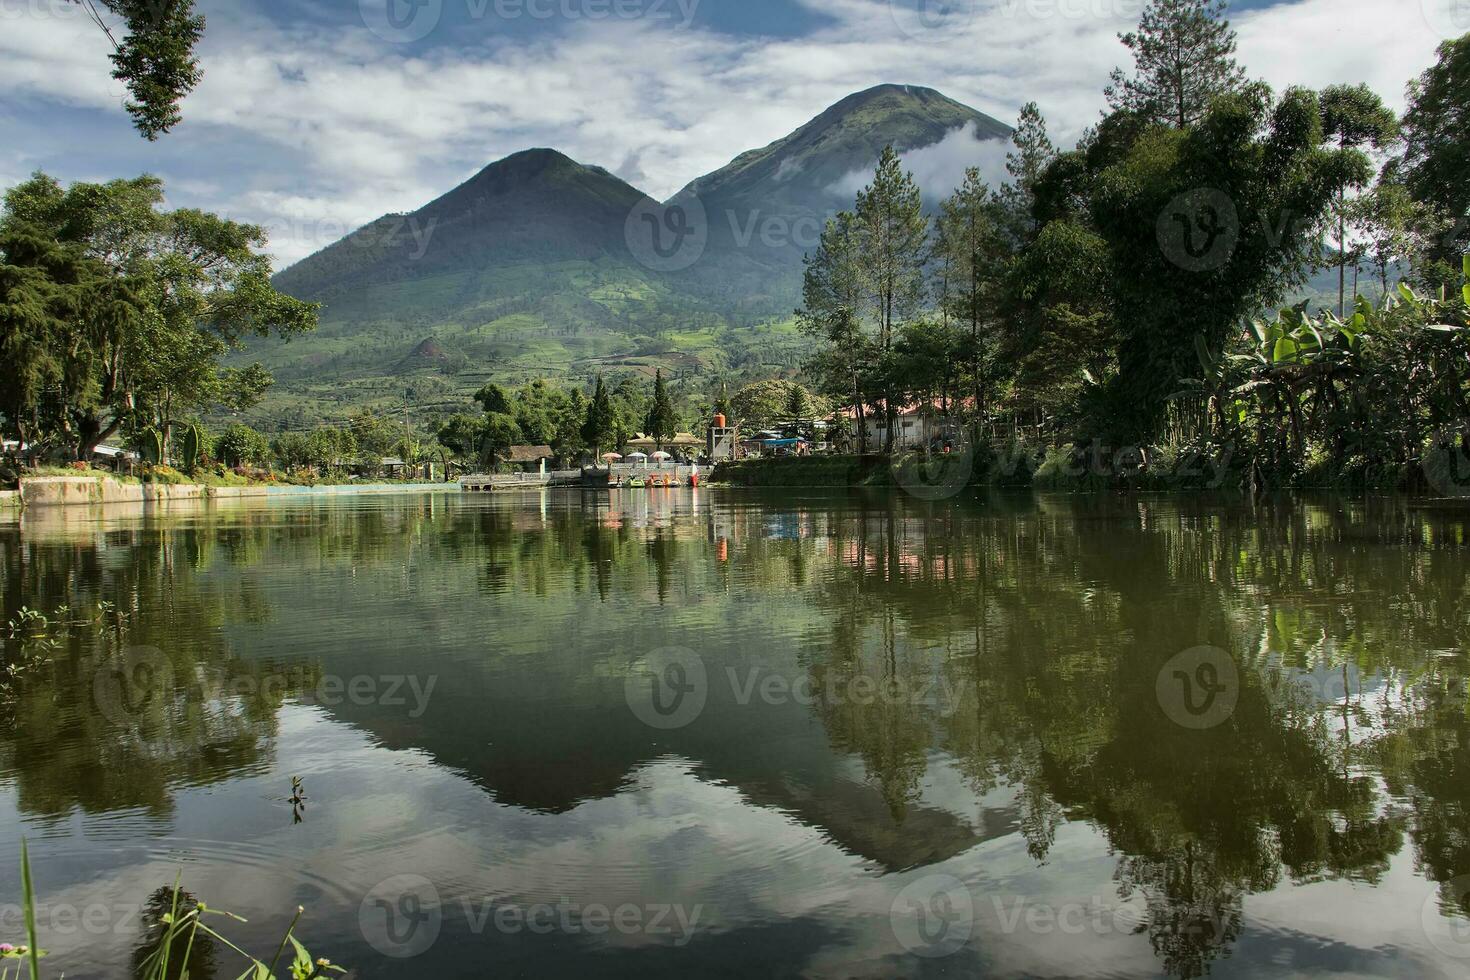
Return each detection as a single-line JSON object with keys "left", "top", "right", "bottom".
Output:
{"left": 933, "top": 168, "right": 1005, "bottom": 428}
{"left": 1105, "top": 0, "right": 1246, "bottom": 129}
{"left": 645, "top": 369, "right": 677, "bottom": 450}
{"left": 580, "top": 375, "right": 615, "bottom": 461}
{"left": 854, "top": 146, "right": 928, "bottom": 452}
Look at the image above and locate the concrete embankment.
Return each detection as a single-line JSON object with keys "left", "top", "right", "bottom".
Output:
{"left": 12, "top": 476, "right": 457, "bottom": 511}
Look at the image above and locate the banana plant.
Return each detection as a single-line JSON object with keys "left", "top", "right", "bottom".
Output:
{"left": 140, "top": 427, "right": 165, "bottom": 465}
{"left": 178, "top": 423, "right": 204, "bottom": 472}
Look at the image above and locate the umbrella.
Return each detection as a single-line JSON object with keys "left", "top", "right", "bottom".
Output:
{"left": 626, "top": 451, "right": 649, "bottom": 460}
{"left": 601, "top": 452, "right": 623, "bottom": 461}
{"left": 650, "top": 450, "right": 672, "bottom": 460}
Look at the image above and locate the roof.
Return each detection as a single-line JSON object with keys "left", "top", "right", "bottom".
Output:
{"left": 505, "top": 444, "right": 554, "bottom": 462}
{"left": 831, "top": 396, "right": 976, "bottom": 421}
{"left": 624, "top": 432, "right": 701, "bottom": 449}
{"left": 94, "top": 445, "right": 141, "bottom": 459}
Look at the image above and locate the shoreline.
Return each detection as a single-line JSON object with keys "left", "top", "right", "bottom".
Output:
{"left": 8, "top": 475, "right": 460, "bottom": 512}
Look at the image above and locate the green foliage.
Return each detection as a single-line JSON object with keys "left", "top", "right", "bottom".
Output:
{"left": 69, "top": 0, "right": 205, "bottom": 139}
{"left": 177, "top": 421, "right": 205, "bottom": 471}
{"left": 1074, "top": 85, "right": 1366, "bottom": 441}
{"left": 798, "top": 146, "right": 928, "bottom": 451}
{"left": 1105, "top": 0, "right": 1246, "bottom": 128}
{"left": 214, "top": 423, "right": 271, "bottom": 468}
{"left": 580, "top": 376, "right": 616, "bottom": 458}
{"left": 644, "top": 370, "right": 677, "bottom": 447}
{"left": 731, "top": 380, "right": 813, "bottom": 428}
{"left": 0, "top": 172, "right": 316, "bottom": 460}
{"left": 435, "top": 413, "right": 487, "bottom": 467}
{"left": 1401, "top": 34, "right": 1470, "bottom": 269}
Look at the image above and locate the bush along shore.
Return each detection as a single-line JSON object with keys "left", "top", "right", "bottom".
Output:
{"left": 712, "top": 434, "right": 1469, "bottom": 496}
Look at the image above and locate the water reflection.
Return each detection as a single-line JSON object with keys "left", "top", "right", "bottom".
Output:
{"left": 0, "top": 491, "right": 1467, "bottom": 977}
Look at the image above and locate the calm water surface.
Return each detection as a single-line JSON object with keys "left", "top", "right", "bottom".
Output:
{"left": 2, "top": 490, "right": 1469, "bottom": 978}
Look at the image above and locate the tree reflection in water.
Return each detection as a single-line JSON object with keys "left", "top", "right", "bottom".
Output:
{"left": 0, "top": 492, "right": 1466, "bottom": 978}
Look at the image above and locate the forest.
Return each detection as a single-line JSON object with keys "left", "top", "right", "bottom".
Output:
{"left": 798, "top": 2, "right": 1470, "bottom": 491}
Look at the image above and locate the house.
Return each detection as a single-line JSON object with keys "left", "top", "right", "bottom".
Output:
{"left": 832, "top": 398, "right": 971, "bottom": 451}
{"left": 504, "top": 445, "right": 555, "bottom": 473}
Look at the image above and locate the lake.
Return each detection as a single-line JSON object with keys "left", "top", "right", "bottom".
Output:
{"left": 2, "top": 489, "right": 1469, "bottom": 978}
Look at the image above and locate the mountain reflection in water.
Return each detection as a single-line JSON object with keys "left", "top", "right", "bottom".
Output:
{"left": 1, "top": 490, "right": 1468, "bottom": 978}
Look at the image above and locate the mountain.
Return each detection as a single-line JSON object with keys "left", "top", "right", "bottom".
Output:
{"left": 273, "top": 148, "right": 647, "bottom": 304}
{"left": 252, "top": 86, "right": 1013, "bottom": 424}
{"left": 672, "top": 84, "right": 1012, "bottom": 312}
{"left": 683, "top": 84, "right": 1010, "bottom": 219}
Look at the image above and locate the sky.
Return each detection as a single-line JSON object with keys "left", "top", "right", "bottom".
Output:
{"left": 0, "top": 0, "right": 1462, "bottom": 268}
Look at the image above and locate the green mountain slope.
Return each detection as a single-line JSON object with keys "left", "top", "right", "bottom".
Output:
{"left": 674, "top": 84, "right": 1013, "bottom": 312}
{"left": 249, "top": 87, "right": 1013, "bottom": 424}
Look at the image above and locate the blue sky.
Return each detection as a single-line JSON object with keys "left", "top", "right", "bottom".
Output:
{"left": 0, "top": 0, "right": 1458, "bottom": 267}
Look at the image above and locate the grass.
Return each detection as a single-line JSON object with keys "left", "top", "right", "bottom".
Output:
{"left": 20, "top": 466, "right": 141, "bottom": 484}
{"left": 6, "top": 841, "right": 346, "bottom": 979}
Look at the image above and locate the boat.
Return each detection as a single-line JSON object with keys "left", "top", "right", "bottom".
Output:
{"left": 627, "top": 475, "right": 646, "bottom": 489}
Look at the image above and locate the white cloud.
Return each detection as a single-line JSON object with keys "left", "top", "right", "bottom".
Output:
{"left": 829, "top": 121, "right": 1013, "bottom": 200}
{"left": 0, "top": 0, "right": 1453, "bottom": 267}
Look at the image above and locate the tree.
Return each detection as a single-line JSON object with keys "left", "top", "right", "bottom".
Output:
{"left": 554, "top": 388, "right": 587, "bottom": 460}
{"left": 270, "top": 431, "right": 311, "bottom": 471}
{"left": 1318, "top": 84, "right": 1399, "bottom": 316}
{"left": 798, "top": 211, "right": 875, "bottom": 451}
{"left": 0, "top": 173, "right": 317, "bottom": 461}
{"left": 934, "top": 167, "right": 1007, "bottom": 427}
{"left": 1401, "top": 34, "right": 1470, "bottom": 270}
{"left": 0, "top": 230, "right": 87, "bottom": 455}
{"left": 580, "top": 376, "right": 616, "bottom": 460}
{"left": 435, "top": 413, "right": 487, "bottom": 469}
{"left": 474, "top": 382, "right": 513, "bottom": 416}
{"left": 514, "top": 379, "right": 569, "bottom": 446}
{"left": 348, "top": 411, "right": 399, "bottom": 461}
{"left": 481, "top": 414, "right": 521, "bottom": 466}
{"left": 786, "top": 383, "right": 813, "bottom": 423}
{"left": 731, "top": 380, "right": 805, "bottom": 429}
{"left": 645, "top": 370, "right": 677, "bottom": 449}
{"left": 305, "top": 427, "right": 355, "bottom": 473}
{"left": 66, "top": 0, "right": 205, "bottom": 139}
{"left": 1105, "top": 0, "right": 1246, "bottom": 129}
{"left": 996, "top": 102, "right": 1056, "bottom": 245}
{"left": 1045, "top": 87, "right": 1369, "bottom": 442}
{"left": 214, "top": 423, "right": 270, "bottom": 468}
{"left": 854, "top": 147, "right": 929, "bottom": 452}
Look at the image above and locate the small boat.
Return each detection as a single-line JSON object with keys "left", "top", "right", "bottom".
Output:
{"left": 627, "top": 475, "right": 646, "bottom": 489}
